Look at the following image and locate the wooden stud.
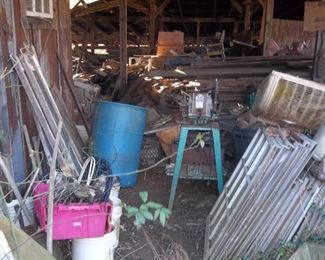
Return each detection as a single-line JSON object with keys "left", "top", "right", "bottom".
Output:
{"left": 263, "top": 0, "right": 274, "bottom": 55}
{"left": 244, "top": 0, "right": 252, "bottom": 31}
{"left": 197, "top": 21, "right": 201, "bottom": 46}
{"left": 259, "top": 0, "right": 266, "bottom": 44}
{"left": 149, "top": 0, "right": 156, "bottom": 52}
{"left": 119, "top": 0, "right": 127, "bottom": 88}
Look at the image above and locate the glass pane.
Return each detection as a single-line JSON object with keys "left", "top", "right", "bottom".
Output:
{"left": 26, "top": 0, "right": 33, "bottom": 11}
{"left": 44, "top": 0, "right": 50, "bottom": 14}
{"left": 35, "top": 0, "right": 42, "bottom": 12}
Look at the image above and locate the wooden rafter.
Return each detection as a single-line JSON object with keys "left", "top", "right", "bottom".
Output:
{"left": 75, "top": 0, "right": 120, "bottom": 17}
{"left": 74, "top": 0, "right": 148, "bottom": 17}
{"left": 257, "top": 0, "right": 266, "bottom": 9}
{"left": 128, "top": 1, "right": 149, "bottom": 15}
{"left": 155, "top": 0, "right": 172, "bottom": 18}
{"left": 161, "top": 17, "right": 236, "bottom": 23}
{"left": 230, "top": 0, "right": 243, "bottom": 15}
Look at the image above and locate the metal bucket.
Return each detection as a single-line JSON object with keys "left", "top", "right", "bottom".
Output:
{"left": 92, "top": 101, "right": 147, "bottom": 187}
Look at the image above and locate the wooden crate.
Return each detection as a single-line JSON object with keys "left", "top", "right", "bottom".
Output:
{"left": 157, "top": 45, "right": 184, "bottom": 57}
{"left": 158, "top": 31, "right": 184, "bottom": 46}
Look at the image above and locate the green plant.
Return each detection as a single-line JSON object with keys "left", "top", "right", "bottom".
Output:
{"left": 123, "top": 191, "right": 171, "bottom": 229}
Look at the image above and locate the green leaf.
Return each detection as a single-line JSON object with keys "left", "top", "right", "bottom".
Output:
{"left": 139, "top": 191, "right": 148, "bottom": 203}
{"left": 147, "top": 201, "right": 163, "bottom": 209}
{"left": 134, "top": 216, "right": 141, "bottom": 229}
{"left": 154, "top": 209, "right": 160, "bottom": 220}
{"left": 126, "top": 206, "right": 138, "bottom": 216}
{"left": 140, "top": 204, "right": 148, "bottom": 211}
{"left": 136, "top": 213, "right": 146, "bottom": 224}
{"left": 160, "top": 207, "right": 171, "bottom": 217}
{"left": 142, "top": 210, "right": 154, "bottom": 221}
{"left": 159, "top": 211, "right": 167, "bottom": 227}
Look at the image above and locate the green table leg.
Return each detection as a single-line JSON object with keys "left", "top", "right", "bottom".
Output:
{"left": 168, "top": 127, "right": 188, "bottom": 211}
{"left": 212, "top": 128, "right": 224, "bottom": 193}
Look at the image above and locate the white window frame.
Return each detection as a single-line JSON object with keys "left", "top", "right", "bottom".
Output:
{"left": 26, "top": 0, "right": 53, "bottom": 19}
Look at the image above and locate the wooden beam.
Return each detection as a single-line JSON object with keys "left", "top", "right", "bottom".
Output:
{"left": 196, "top": 21, "right": 200, "bottom": 45}
{"left": 161, "top": 17, "right": 236, "bottom": 23}
{"left": 176, "top": 0, "right": 190, "bottom": 34}
{"left": 75, "top": 0, "right": 120, "bottom": 17}
{"left": 128, "top": 0, "right": 148, "bottom": 15}
{"left": 313, "top": 31, "right": 325, "bottom": 83}
{"left": 155, "top": 0, "right": 172, "bottom": 18}
{"left": 257, "top": 0, "right": 265, "bottom": 8}
{"left": 119, "top": 0, "right": 127, "bottom": 88}
{"left": 244, "top": 0, "right": 252, "bottom": 31}
{"left": 230, "top": 0, "right": 243, "bottom": 15}
{"left": 213, "top": 0, "right": 217, "bottom": 17}
{"left": 149, "top": 0, "right": 156, "bottom": 52}
{"left": 263, "top": 0, "right": 274, "bottom": 55}
{"left": 259, "top": 0, "right": 266, "bottom": 44}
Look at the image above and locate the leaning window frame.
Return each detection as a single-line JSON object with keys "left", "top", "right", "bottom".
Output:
{"left": 26, "top": 0, "right": 54, "bottom": 19}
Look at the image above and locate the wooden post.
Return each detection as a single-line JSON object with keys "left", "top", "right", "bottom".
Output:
{"left": 313, "top": 0, "right": 325, "bottom": 83}
{"left": 259, "top": 0, "right": 266, "bottom": 44}
{"left": 119, "top": 0, "right": 127, "bottom": 88}
{"left": 313, "top": 31, "right": 325, "bottom": 83}
{"left": 46, "top": 120, "right": 63, "bottom": 255}
{"left": 196, "top": 21, "right": 200, "bottom": 46}
{"left": 149, "top": 0, "right": 156, "bottom": 53}
{"left": 244, "top": 0, "right": 252, "bottom": 31}
{"left": 263, "top": 0, "right": 274, "bottom": 55}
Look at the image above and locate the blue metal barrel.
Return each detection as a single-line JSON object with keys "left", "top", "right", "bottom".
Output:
{"left": 92, "top": 101, "right": 147, "bottom": 187}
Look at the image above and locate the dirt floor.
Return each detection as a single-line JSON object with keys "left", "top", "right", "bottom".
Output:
{"left": 115, "top": 166, "right": 218, "bottom": 260}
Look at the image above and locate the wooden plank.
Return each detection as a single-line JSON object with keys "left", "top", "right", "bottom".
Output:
{"left": 263, "top": 0, "right": 274, "bottom": 55}
{"left": 0, "top": 215, "right": 55, "bottom": 260}
{"left": 313, "top": 31, "right": 325, "bottom": 83}
{"left": 119, "top": 0, "right": 127, "bottom": 88}
{"left": 259, "top": 0, "right": 266, "bottom": 44}
{"left": 56, "top": 52, "right": 90, "bottom": 135}
{"left": 304, "top": 1, "right": 325, "bottom": 31}
{"left": 149, "top": 0, "right": 156, "bottom": 51}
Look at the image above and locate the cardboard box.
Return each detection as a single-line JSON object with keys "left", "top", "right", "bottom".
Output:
{"left": 158, "top": 31, "right": 184, "bottom": 46}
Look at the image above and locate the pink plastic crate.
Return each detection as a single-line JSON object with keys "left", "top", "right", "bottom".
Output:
{"left": 33, "top": 183, "right": 112, "bottom": 240}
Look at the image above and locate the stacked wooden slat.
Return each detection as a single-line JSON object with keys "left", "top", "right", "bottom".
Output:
{"left": 204, "top": 128, "right": 320, "bottom": 259}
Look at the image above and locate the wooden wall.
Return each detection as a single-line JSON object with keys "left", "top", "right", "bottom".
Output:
{"left": 0, "top": 0, "right": 74, "bottom": 180}
{"left": 270, "top": 18, "right": 316, "bottom": 55}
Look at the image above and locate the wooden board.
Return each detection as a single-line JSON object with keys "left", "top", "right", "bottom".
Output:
{"left": 304, "top": 1, "right": 325, "bottom": 31}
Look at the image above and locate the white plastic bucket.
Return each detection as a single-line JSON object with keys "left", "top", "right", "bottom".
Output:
{"left": 110, "top": 198, "right": 122, "bottom": 247}
{"left": 72, "top": 227, "right": 117, "bottom": 260}
{"left": 313, "top": 124, "right": 325, "bottom": 161}
{"left": 109, "top": 183, "right": 122, "bottom": 247}
{"left": 0, "top": 197, "right": 35, "bottom": 228}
